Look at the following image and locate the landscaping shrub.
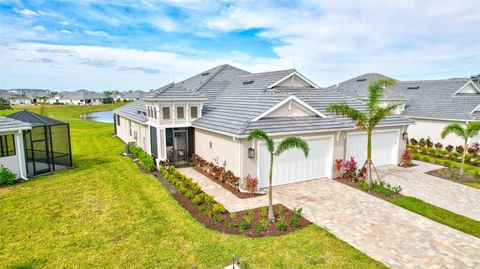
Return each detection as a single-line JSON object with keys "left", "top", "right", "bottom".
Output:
{"left": 260, "top": 206, "right": 268, "bottom": 217}
{"left": 409, "top": 138, "right": 418, "bottom": 145}
{"left": 212, "top": 203, "right": 226, "bottom": 214}
{"left": 343, "top": 156, "right": 357, "bottom": 181}
{"left": 192, "top": 154, "right": 240, "bottom": 187}
{"left": 401, "top": 149, "right": 412, "bottom": 167}
{"left": 334, "top": 158, "right": 343, "bottom": 178}
{"left": 256, "top": 219, "right": 268, "bottom": 233}
{"left": 434, "top": 142, "right": 443, "bottom": 150}
{"left": 455, "top": 145, "right": 464, "bottom": 153}
{"left": 418, "top": 138, "right": 426, "bottom": 148}
{"left": 426, "top": 138, "right": 433, "bottom": 148}
{"left": 445, "top": 145, "right": 454, "bottom": 152}
{"left": 288, "top": 208, "right": 302, "bottom": 228}
{"left": 276, "top": 216, "right": 286, "bottom": 231}
{"left": 244, "top": 174, "right": 258, "bottom": 192}
{"left": 0, "top": 166, "right": 16, "bottom": 185}
{"left": 130, "top": 145, "right": 156, "bottom": 171}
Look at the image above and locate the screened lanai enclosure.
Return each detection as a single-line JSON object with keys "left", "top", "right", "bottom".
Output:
{"left": 7, "top": 110, "right": 72, "bottom": 177}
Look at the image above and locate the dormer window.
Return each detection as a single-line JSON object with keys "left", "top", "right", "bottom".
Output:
{"left": 191, "top": 106, "right": 198, "bottom": 118}
{"left": 177, "top": 107, "right": 184, "bottom": 119}
{"left": 162, "top": 107, "right": 170, "bottom": 120}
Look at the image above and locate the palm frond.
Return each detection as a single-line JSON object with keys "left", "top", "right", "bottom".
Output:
{"left": 368, "top": 103, "right": 400, "bottom": 130}
{"left": 367, "top": 79, "right": 395, "bottom": 114}
{"left": 441, "top": 123, "right": 466, "bottom": 139}
{"left": 275, "top": 137, "right": 309, "bottom": 157}
{"left": 326, "top": 103, "right": 367, "bottom": 129}
{"left": 247, "top": 129, "right": 274, "bottom": 154}
{"left": 466, "top": 122, "right": 480, "bottom": 138}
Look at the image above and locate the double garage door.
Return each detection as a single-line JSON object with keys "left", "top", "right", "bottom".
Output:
{"left": 345, "top": 130, "right": 399, "bottom": 168}
{"left": 258, "top": 136, "right": 333, "bottom": 188}
{"left": 257, "top": 130, "right": 399, "bottom": 188}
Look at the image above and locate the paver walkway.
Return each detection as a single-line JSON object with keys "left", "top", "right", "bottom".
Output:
{"left": 377, "top": 160, "right": 480, "bottom": 221}
{"left": 178, "top": 167, "right": 480, "bottom": 268}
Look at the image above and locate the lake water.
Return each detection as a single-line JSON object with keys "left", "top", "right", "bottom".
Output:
{"left": 84, "top": 111, "right": 113, "bottom": 123}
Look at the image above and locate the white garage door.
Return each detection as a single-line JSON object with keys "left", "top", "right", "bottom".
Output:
{"left": 346, "top": 130, "right": 399, "bottom": 168}
{"left": 258, "top": 136, "right": 333, "bottom": 188}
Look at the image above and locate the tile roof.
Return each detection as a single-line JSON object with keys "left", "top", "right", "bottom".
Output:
{"left": 59, "top": 89, "right": 106, "bottom": 100}
{"left": 112, "top": 100, "right": 148, "bottom": 123}
{"left": 0, "top": 116, "right": 32, "bottom": 131}
{"left": 121, "top": 90, "right": 147, "bottom": 99}
{"left": 7, "top": 110, "right": 65, "bottom": 126}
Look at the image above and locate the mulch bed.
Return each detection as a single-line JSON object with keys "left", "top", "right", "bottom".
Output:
{"left": 193, "top": 165, "right": 263, "bottom": 199}
{"left": 426, "top": 167, "right": 480, "bottom": 186}
{"left": 334, "top": 177, "right": 404, "bottom": 202}
{"left": 126, "top": 156, "right": 311, "bottom": 237}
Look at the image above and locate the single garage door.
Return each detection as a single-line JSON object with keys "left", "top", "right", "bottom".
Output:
{"left": 258, "top": 136, "right": 333, "bottom": 188}
{"left": 346, "top": 130, "right": 399, "bottom": 168}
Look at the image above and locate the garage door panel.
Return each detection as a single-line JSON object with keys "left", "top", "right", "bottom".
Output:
{"left": 258, "top": 137, "right": 333, "bottom": 188}
{"left": 346, "top": 131, "right": 398, "bottom": 168}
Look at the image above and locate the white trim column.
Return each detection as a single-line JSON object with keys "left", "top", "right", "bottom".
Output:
{"left": 15, "top": 131, "right": 28, "bottom": 179}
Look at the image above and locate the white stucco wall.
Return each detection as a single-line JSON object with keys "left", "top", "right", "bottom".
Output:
{"left": 407, "top": 118, "right": 477, "bottom": 146}
{"left": 0, "top": 131, "right": 28, "bottom": 179}
{"left": 0, "top": 155, "right": 20, "bottom": 178}
{"left": 115, "top": 115, "right": 149, "bottom": 152}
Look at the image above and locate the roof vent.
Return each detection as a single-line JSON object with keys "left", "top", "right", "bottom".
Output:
{"left": 242, "top": 80, "right": 254, "bottom": 85}
{"left": 407, "top": 86, "right": 420, "bottom": 90}
{"left": 356, "top": 78, "right": 367, "bottom": 82}
{"left": 201, "top": 72, "right": 210, "bottom": 76}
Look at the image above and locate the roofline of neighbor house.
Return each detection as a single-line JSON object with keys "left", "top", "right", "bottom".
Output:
{"left": 405, "top": 116, "right": 477, "bottom": 122}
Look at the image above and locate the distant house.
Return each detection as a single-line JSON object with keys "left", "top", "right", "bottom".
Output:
{"left": 119, "top": 90, "right": 147, "bottom": 102}
{"left": 50, "top": 89, "right": 107, "bottom": 105}
{"left": 331, "top": 73, "right": 480, "bottom": 146}
{"left": 0, "top": 90, "right": 32, "bottom": 105}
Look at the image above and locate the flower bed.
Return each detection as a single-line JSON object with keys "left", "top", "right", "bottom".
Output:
{"left": 158, "top": 165, "right": 310, "bottom": 237}
{"left": 408, "top": 138, "right": 480, "bottom": 167}
{"left": 333, "top": 157, "right": 403, "bottom": 201}
{"left": 427, "top": 167, "right": 480, "bottom": 185}
{"left": 191, "top": 154, "right": 263, "bottom": 199}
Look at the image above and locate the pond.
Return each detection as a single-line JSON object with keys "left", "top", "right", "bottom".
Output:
{"left": 83, "top": 110, "right": 113, "bottom": 123}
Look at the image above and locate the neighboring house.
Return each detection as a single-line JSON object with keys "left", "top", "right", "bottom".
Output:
{"left": 119, "top": 90, "right": 147, "bottom": 101}
{"left": 50, "top": 89, "right": 107, "bottom": 105}
{"left": 0, "top": 116, "right": 31, "bottom": 179}
{"left": 8, "top": 89, "right": 50, "bottom": 104}
{"left": 0, "top": 90, "right": 32, "bottom": 105}
{"left": 114, "top": 64, "right": 412, "bottom": 189}
{"left": 332, "top": 73, "right": 480, "bottom": 146}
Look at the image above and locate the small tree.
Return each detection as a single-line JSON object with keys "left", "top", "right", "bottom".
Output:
{"left": 248, "top": 129, "right": 309, "bottom": 222}
{"left": 327, "top": 80, "right": 399, "bottom": 186}
{"left": 441, "top": 122, "right": 480, "bottom": 175}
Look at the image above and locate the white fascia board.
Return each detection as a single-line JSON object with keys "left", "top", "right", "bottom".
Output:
{"left": 454, "top": 81, "right": 480, "bottom": 95}
{"left": 251, "top": 95, "right": 327, "bottom": 122}
{"left": 267, "top": 71, "right": 319, "bottom": 89}
{"left": 405, "top": 116, "right": 474, "bottom": 122}
{"left": 470, "top": 104, "right": 480, "bottom": 114}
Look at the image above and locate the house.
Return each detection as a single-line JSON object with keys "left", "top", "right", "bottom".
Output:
{"left": 0, "top": 90, "right": 32, "bottom": 105}
{"left": 0, "top": 116, "right": 31, "bottom": 179}
{"left": 50, "top": 89, "right": 107, "bottom": 105}
{"left": 332, "top": 73, "right": 480, "bottom": 146}
{"left": 114, "top": 64, "right": 412, "bottom": 189}
{"left": 119, "top": 90, "right": 147, "bottom": 102}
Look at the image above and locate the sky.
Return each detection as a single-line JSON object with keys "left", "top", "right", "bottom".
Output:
{"left": 0, "top": 0, "right": 479, "bottom": 91}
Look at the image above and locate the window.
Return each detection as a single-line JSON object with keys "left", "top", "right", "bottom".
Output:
{"left": 177, "top": 106, "right": 184, "bottom": 119}
{"left": 116, "top": 115, "right": 120, "bottom": 126}
{"left": 129, "top": 120, "right": 132, "bottom": 136}
{"left": 153, "top": 107, "right": 157, "bottom": 119}
{"left": 162, "top": 107, "right": 170, "bottom": 120}
{"left": 147, "top": 107, "right": 150, "bottom": 117}
{"left": 0, "top": 134, "right": 16, "bottom": 157}
{"left": 191, "top": 106, "right": 198, "bottom": 118}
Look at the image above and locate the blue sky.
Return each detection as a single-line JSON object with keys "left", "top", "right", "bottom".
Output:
{"left": 0, "top": 0, "right": 479, "bottom": 91}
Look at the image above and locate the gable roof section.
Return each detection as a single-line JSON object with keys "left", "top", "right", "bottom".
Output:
{"left": 454, "top": 81, "right": 480, "bottom": 95}
{"left": 251, "top": 95, "right": 326, "bottom": 121}
{"left": 7, "top": 110, "right": 65, "bottom": 126}
{"left": 60, "top": 89, "right": 106, "bottom": 100}
{"left": 268, "top": 71, "right": 319, "bottom": 89}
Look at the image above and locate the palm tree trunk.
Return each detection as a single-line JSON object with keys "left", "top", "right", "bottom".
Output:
{"left": 268, "top": 154, "right": 275, "bottom": 222}
{"left": 461, "top": 138, "right": 467, "bottom": 176}
{"left": 367, "top": 131, "right": 373, "bottom": 186}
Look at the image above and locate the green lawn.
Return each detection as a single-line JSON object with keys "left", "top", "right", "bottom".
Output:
{"left": 464, "top": 182, "right": 480, "bottom": 189}
{"left": 391, "top": 197, "right": 480, "bottom": 238}
{"left": 0, "top": 105, "right": 384, "bottom": 268}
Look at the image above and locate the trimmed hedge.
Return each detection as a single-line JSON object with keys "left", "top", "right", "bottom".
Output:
{"left": 130, "top": 146, "right": 156, "bottom": 171}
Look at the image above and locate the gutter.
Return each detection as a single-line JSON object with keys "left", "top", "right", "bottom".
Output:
{"left": 405, "top": 116, "right": 475, "bottom": 123}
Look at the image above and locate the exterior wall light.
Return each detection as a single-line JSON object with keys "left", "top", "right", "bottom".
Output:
{"left": 248, "top": 148, "right": 255, "bottom": 158}
{"left": 402, "top": 132, "right": 408, "bottom": 140}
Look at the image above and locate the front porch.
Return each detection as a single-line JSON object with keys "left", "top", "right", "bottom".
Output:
{"left": 162, "top": 127, "right": 195, "bottom": 168}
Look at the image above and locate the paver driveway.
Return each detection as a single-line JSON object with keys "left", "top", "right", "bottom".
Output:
{"left": 178, "top": 168, "right": 480, "bottom": 268}
{"left": 377, "top": 160, "right": 480, "bottom": 221}
{"left": 273, "top": 180, "right": 480, "bottom": 269}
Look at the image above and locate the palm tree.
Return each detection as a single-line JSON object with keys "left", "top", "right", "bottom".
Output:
{"left": 248, "top": 129, "right": 309, "bottom": 222}
{"left": 441, "top": 122, "right": 480, "bottom": 175}
{"left": 326, "top": 80, "right": 398, "bottom": 186}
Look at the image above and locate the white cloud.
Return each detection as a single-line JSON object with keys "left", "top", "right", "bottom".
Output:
{"left": 83, "top": 30, "right": 110, "bottom": 38}
{"left": 60, "top": 21, "right": 69, "bottom": 26}
{"left": 15, "top": 8, "right": 39, "bottom": 16}
{"left": 32, "top": 25, "right": 46, "bottom": 31}
{"left": 60, "top": 29, "right": 72, "bottom": 34}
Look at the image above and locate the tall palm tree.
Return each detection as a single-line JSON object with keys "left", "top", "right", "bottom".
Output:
{"left": 441, "top": 122, "right": 480, "bottom": 175}
{"left": 326, "top": 80, "right": 398, "bottom": 186}
{"left": 248, "top": 129, "right": 309, "bottom": 222}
